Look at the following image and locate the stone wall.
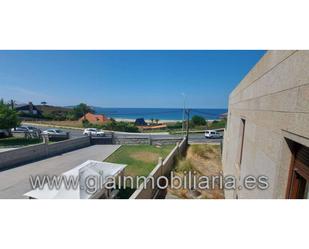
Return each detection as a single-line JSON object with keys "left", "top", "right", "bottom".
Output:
{"left": 114, "top": 134, "right": 183, "bottom": 145}
{"left": 222, "top": 50, "right": 309, "bottom": 199}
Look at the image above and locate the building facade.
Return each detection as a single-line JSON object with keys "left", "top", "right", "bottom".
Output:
{"left": 222, "top": 50, "right": 309, "bottom": 199}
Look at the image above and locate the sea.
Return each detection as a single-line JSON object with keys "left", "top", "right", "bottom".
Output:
{"left": 93, "top": 107, "right": 227, "bottom": 121}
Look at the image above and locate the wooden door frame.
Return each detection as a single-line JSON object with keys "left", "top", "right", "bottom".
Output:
{"left": 286, "top": 143, "right": 309, "bottom": 199}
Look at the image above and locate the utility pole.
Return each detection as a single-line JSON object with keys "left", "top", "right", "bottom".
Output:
{"left": 181, "top": 93, "right": 186, "bottom": 136}
{"left": 10, "top": 99, "right": 14, "bottom": 109}
{"left": 185, "top": 108, "right": 190, "bottom": 139}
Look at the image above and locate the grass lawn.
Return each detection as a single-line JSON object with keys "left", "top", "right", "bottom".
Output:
{"left": 0, "top": 137, "right": 43, "bottom": 148}
{"left": 105, "top": 144, "right": 175, "bottom": 178}
{"left": 104, "top": 144, "right": 175, "bottom": 198}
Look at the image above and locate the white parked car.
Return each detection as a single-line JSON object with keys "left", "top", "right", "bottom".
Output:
{"left": 205, "top": 130, "right": 222, "bottom": 139}
{"left": 83, "top": 128, "right": 105, "bottom": 137}
{"left": 42, "top": 129, "right": 69, "bottom": 139}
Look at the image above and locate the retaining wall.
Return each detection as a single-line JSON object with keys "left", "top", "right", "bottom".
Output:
{"left": 114, "top": 134, "right": 183, "bottom": 145}
{"left": 0, "top": 136, "right": 91, "bottom": 170}
{"left": 130, "top": 137, "right": 187, "bottom": 199}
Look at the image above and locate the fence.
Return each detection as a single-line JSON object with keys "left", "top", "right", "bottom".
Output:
{"left": 130, "top": 137, "right": 187, "bottom": 199}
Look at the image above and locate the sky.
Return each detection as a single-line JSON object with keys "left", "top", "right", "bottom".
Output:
{"left": 0, "top": 50, "right": 266, "bottom": 108}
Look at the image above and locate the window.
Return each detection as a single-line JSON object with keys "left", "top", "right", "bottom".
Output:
{"left": 237, "top": 118, "right": 246, "bottom": 168}
{"left": 286, "top": 142, "right": 309, "bottom": 199}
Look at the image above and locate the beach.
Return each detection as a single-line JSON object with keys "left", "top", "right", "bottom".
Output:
{"left": 114, "top": 118, "right": 217, "bottom": 123}
{"left": 94, "top": 107, "right": 227, "bottom": 121}
{"left": 114, "top": 118, "right": 180, "bottom": 123}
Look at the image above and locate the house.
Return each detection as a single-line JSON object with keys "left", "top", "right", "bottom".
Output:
{"left": 80, "top": 112, "right": 109, "bottom": 124}
{"left": 222, "top": 50, "right": 309, "bottom": 199}
{"left": 135, "top": 118, "right": 147, "bottom": 126}
{"left": 14, "top": 102, "right": 41, "bottom": 116}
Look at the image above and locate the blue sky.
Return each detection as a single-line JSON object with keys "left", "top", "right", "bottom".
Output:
{"left": 0, "top": 50, "right": 265, "bottom": 108}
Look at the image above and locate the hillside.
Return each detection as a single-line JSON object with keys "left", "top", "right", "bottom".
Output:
{"left": 36, "top": 105, "right": 71, "bottom": 115}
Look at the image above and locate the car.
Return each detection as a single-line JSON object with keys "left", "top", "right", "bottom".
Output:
{"left": 11, "top": 126, "right": 41, "bottom": 137}
{"left": 11, "top": 126, "right": 41, "bottom": 133}
{"left": 11, "top": 126, "right": 30, "bottom": 133}
{"left": 83, "top": 128, "right": 105, "bottom": 137}
{"left": 205, "top": 130, "right": 222, "bottom": 139}
{"left": 24, "top": 126, "right": 41, "bottom": 134}
{"left": 42, "top": 129, "right": 69, "bottom": 139}
{"left": 0, "top": 129, "right": 10, "bottom": 138}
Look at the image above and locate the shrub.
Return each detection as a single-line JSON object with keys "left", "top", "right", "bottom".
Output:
{"left": 191, "top": 144, "right": 215, "bottom": 159}
{"left": 191, "top": 115, "right": 206, "bottom": 126}
{"left": 0, "top": 100, "right": 20, "bottom": 130}
{"left": 175, "top": 158, "right": 193, "bottom": 172}
{"left": 82, "top": 119, "right": 90, "bottom": 128}
{"left": 101, "top": 121, "right": 139, "bottom": 132}
{"left": 167, "top": 121, "right": 183, "bottom": 129}
{"left": 208, "top": 119, "right": 226, "bottom": 129}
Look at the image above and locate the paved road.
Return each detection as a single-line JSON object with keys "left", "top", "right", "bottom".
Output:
{"left": 24, "top": 123, "right": 223, "bottom": 146}
{"left": 188, "top": 133, "right": 223, "bottom": 144}
{"left": 0, "top": 145, "right": 120, "bottom": 199}
{"left": 0, "top": 148, "right": 16, "bottom": 153}
{"left": 33, "top": 125, "right": 84, "bottom": 138}
{"left": 32, "top": 124, "right": 221, "bottom": 143}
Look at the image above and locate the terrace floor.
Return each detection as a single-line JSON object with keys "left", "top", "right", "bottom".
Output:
{"left": 0, "top": 145, "right": 120, "bottom": 199}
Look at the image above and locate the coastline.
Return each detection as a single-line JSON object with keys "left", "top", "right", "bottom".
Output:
{"left": 114, "top": 118, "right": 217, "bottom": 123}
{"left": 114, "top": 118, "right": 180, "bottom": 123}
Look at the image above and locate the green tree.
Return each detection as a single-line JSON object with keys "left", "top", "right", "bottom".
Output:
{"left": 155, "top": 118, "right": 159, "bottom": 124}
{"left": 0, "top": 100, "right": 20, "bottom": 130}
{"left": 82, "top": 119, "right": 90, "bottom": 128}
{"left": 191, "top": 115, "right": 206, "bottom": 126}
{"left": 72, "top": 103, "right": 94, "bottom": 119}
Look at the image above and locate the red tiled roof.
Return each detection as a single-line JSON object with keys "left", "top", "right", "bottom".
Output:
{"left": 79, "top": 113, "right": 109, "bottom": 124}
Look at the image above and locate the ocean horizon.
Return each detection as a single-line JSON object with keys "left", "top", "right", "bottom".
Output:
{"left": 93, "top": 107, "right": 227, "bottom": 121}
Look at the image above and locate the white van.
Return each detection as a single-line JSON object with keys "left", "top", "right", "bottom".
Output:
{"left": 205, "top": 130, "right": 222, "bottom": 139}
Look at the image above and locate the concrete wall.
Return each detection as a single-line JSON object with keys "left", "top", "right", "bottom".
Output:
{"left": 48, "top": 137, "right": 91, "bottom": 156}
{"left": 222, "top": 50, "right": 309, "bottom": 199}
{"left": 0, "top": 136, "right": 91, "bottom": 170}
{"left": 130, "top": 137, "right": 187, "bottom": 199}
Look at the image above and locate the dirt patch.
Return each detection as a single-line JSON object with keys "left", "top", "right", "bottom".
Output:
{"left": 167, "top": 144, "right": 225, "bottom": 199}
{"left": 130, "top": 151, "right": 159, "bottom": 163}
{"left": 26, "top": 120, "right": 83, "bottom": 128}
{"left": 186, "top": 144, "right": 222, "bottom": 176}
